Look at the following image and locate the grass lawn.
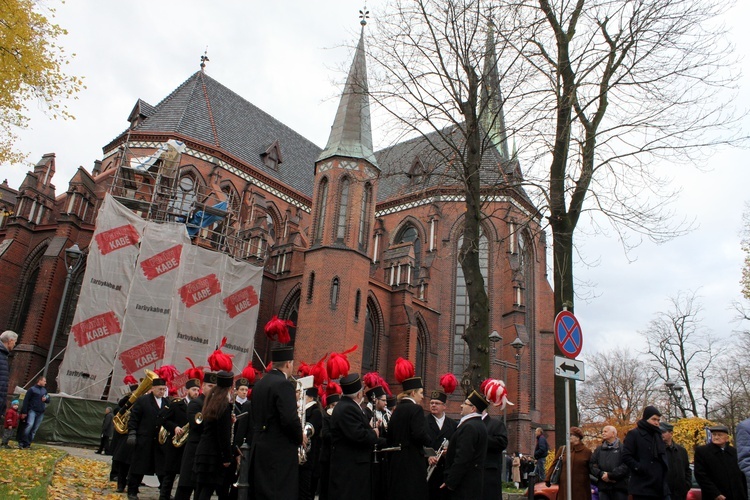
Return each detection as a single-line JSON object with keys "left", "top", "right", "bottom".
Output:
{"left": 0, "top": 444, "right": 66, "bottom": 499}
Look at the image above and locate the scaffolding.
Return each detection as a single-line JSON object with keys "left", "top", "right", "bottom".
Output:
{"left": 107, "top": 141, "right": 264, "bottom": 262}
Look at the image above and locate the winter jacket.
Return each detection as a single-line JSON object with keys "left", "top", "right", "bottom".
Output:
{"left": 0, "top": 342, "right": 9, "bottom": 418}
{"left": 4, "top": 407, "right": 18, "bottom": 429}
{"left": 590, "top": 438, "right": 629, "bottom": 493}
{"left": 21, "top": 385, "right": 49, "bottom": 414}
{"left": 535, "top": 433, "right": 549, "bottom": 461}
{"left": 664, "top": 441, "right": 691, "bottom": 500}
{"left": 622, "top": 420, "right": 669, "bottom": 497}
{"left": 737, "top": 418, "right": 750, "bottom": 493}
{"left": 547, "top": 443, "right": 592, "bottom": 500}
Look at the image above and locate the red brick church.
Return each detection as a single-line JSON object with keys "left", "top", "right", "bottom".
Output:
{"left": 0, "top": 28, "right": 555, "bottom": 453}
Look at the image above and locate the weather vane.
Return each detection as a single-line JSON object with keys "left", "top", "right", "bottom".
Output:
{"left": 359, "top": 6, "right": 369, "bottom": 26}
{"left": 200, "top": 47, "right": 209, "bottom": 71}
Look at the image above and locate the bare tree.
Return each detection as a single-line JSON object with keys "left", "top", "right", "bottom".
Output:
{"left": 642, "top": 290, "right": 719, "bottom": 418}
{"left": 710, "top": 345, "right": 750, "bottom": 432}
{"left": 578, "top": 347, "right": 658, "bottom": 426}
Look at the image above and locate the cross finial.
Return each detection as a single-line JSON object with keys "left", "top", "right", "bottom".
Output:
{"left": 359, "top": 6, "right": 369, "bottom": 26}
{"left": 200, "top": 47, "right": 209, "bottom": 71}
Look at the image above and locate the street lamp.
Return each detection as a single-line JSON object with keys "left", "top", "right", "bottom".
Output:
{"left": 43, "top": 243, "right": 84, "bottom": 379}
{"left": 664, "top": 379, "right": 686, "bottom": 419}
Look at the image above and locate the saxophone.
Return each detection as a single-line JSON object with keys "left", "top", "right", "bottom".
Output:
{"left": 113, "top": 369, "right": 159, "bottom": 434}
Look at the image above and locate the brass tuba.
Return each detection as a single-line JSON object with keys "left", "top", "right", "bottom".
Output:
{"left": 114, "top": 369, "right": 159, "bottom": 434}
{"left": 173, "top": 411, "right": 203, "bottom": 448}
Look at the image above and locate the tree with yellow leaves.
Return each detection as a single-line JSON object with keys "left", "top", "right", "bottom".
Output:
{"left": 0, "top": 0, "right": 83, "bottom": 164}
{"left": 672, "top": 417, "right": 715, "bottom": 461}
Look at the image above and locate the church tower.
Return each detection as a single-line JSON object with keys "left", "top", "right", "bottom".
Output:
{"left": 295, "top": 23, "right": 379, "bottom": 371}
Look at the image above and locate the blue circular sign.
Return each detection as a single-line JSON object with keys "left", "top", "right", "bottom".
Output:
{"left": 554, "top": 311, "right": 583, "bottom": 359}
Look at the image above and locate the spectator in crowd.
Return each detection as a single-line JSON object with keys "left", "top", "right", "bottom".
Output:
{"left": 534, "top": 427, "right": 549, "bottom": 479}
{"left": 694, "top": 424, "right": 748, "bottom": 500}
{"left": 97, "top": 407, "right": 114, "bottom": 455}
{"left": 622, "top": 405, "right": 669, "bottom": 499}
{"left": 737, "top": 417, "right": 750, "bottom": 500}
{"left": 512, "top": 453, "right": 521, "bottom": 488}
{"left": 19, "top": 376, "right": 50, "bottom": 449}
{"left": 0, "top": 331, "right": 18, "bottom": 419}
{"left": 2, "top": 399, "right": 19, "bottom": 447}
{"left": 660, "top": 421, "right": 691, "bottom": 500}
{"left": 546, "top": 426, "right": 592, "bottom": 500}
{"left": 591, "top": 425, "right": 629, "bottom": 500}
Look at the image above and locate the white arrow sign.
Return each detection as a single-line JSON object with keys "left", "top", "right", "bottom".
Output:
{"left": 554, "top": 355, "right": 585, "bottom": 381}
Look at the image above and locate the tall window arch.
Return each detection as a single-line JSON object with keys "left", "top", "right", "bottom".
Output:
{"left": 170, "top": 174, "right": 197, "bottom": 216}
{"left": 396, "top": 224, "right": 421, "bottom": 283}
{"left": 280, "top": 288, "right": 300, "bottom": 345}
{"left": 330, "top": 277, "right": 340, "bottom": 308}
{"left": 314, "top": 178, "right": 329, "bottom": 242}
{"left": 452, "top": 228, "right": 489, "bottom": 374}
{"left": 358, "top": 183, "right": 372, "bottom": 251}
{"left": 362, "top": 297, "right": 382, "bottom": 374}
{"left": 336, "top": 177, "right": 350, "bottom": 240}
{"left": 9, "top": 242, "right": 47, "bottom": 335}
{"left": 416, "top": 316, "right": 429, "bottom": 381}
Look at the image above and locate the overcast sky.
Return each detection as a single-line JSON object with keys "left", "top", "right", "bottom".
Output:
{"left": 2, "top": 1, "right": 749, "bottom": 361}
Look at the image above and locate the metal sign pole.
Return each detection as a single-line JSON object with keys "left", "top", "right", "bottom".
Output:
{"left": 565, "top": 378, "right": 572, "bottom": 500}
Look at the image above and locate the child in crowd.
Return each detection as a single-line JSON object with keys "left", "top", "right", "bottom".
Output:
{"left": 2, "top": 400, "right": 19, "bottom": 447}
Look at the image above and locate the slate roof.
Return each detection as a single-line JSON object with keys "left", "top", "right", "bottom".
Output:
{"left": 126, "top": 71, "right": 322, "bottom": 196}
{"left": 374, "top": 125, "right": 529, "bottom": 205}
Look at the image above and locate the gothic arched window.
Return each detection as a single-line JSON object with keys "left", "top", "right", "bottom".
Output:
{"left": 336, "top": 177, "right": 350, "bottom": 240}
{"left": 362, "top": 300, "right": 379, "bottom": 373}
{"left": 396, "top": 224, "right": 421, "bottom": 283}
{"left": 314, "top": 178, "right": 329, "bottom": 243}
{"left": 358, "top": 183, "right": 372, "bottom": 251}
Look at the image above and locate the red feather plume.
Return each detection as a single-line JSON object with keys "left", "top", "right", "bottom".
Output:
{"left": 310, "top": 353, "right": 329, "bottom": 387}
{"left": 264, "top": 315, "right": 294, "bottom": 344}
{"left": 184, "top": 357, "right": 204, "bottom": 384}
{"left": 439, "top": 373, "right": 458, "bottom": 395}
{"left": 394, "top": 357, "right": 415, "bottom": 384}
{"left": 326, "top": 345, "right": 358, "bottom": 380}
{"left": 363, "top": 372, "right": 382, "bottom": 390}
{"left": 265, "top": 361, "right": 273, "bottom": 373}
{"left": 297, "top": 361, "right": 312, "bottom": 378}
{"left": 123, "top": 375, "right": 137, "bottom": 386}
{"left": 155, "top": 365, "right": 179, "bottom": 384}
{"left": 482, "top": 378, "right": 513, "bottom": 409}
{"left": 208, "top": 337, "right": 234, "bottom": 372}
{"left": 326, "top": 381, "right": 343, "bottom": 396}
{"left": 241, "top": 362, "right": 257, "bottom": 385}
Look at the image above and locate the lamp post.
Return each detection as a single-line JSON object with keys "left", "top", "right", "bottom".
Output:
{"left": 665, "top": 379, "right": 686, "bottom": 419}
{"left": 43, "top": 243, "right": 84, "bottom": 379}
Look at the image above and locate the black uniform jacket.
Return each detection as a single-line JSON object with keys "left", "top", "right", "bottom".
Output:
{"left": 194, "top": 403, "right": 233, "bottom": 481}
{"left": 426, "top": 412, "right": 458, "bottom": 499}
{"left": 330, "top": 395, "right": 384, "bottom": 500}
{"left": 387, "top": 398, "right": 432, "bottom": 500}
{"left": 482, "top": 414, "right": 508, "bottom": 500}
{"left": 301, "top": 401, "right": 324, "bottom": 474}
{"left": 249, "top": 369, "right": 302, "bottom": 500}
{"left": 232, "top": 398, "right": 253, "bottom": 449}
{"left": 128, "top": 393, "right": 168, "bottom": 475}
{"left": 156, "top": 396, "right": 189, "bottom": 475}
{"left": 694, "top": 442, "right": 748, "bottom": 500}
{"left": 177, "top": 394, "right": 204, "bottom": 488}
{"left": 111, "top": 394, "right": 132, "bottom": 464}
{"left": 444, "top": 414, "right": 488, "bottom": 499}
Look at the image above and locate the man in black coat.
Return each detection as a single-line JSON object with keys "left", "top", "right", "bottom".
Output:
{"left": 223, "top": 376, "right": 253, "bottom": 500}
{"left": 482, "top": 407, "right": 508, "bottom": 500}
{"left": 426, "top": 388, "right": 458, "bottom": 500}
{"left": 591, "top": 425, "right": 630, "bottom": 500}
{"left": 694, "top": 424, "right": 748, "bottom": 500}
{"left": 660, "top": 422, "right": 691, "bottom": 500}
{"left": 442, "top": 390, "right": 489, "bottom": 499}
{"left": 622, "top": 405, "right": 669, "bottom": 500}
{"left": 318, "top": 393, "right": 340, "bottom": 500}
{"left": 127, "top": 377, "right": 169, "bottom": 500}
{"left": 174, "top": 373, "right": 216, "bottom": 500}
{"left": 97, "top": 407, "right": 114, "bottom": 454}
{"left": 534, "top": 427, "right": 549, "bottom": 479}
{"left": 330, "top": 373, "right": 385, "bottom": 500}
{"left": 249, "top": 346, "right": 304, "bottom": 500}
{"left": 299, "top": 386, "right": 323, "bottom": 500}
{"left": 157, "top": 378, "right": 200, "bottom": 500}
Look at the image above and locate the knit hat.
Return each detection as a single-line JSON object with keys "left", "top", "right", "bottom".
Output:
{"left": 11, "top": 400, "right": 18, "bottom": 406}
{"left": 642, "top": 405, "right": 661, "bottom": 420}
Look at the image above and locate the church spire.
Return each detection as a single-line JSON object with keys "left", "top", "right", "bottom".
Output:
{"left": 317, "top": 23, "right": 378, "bottom": 168}
{"left": 480, "top": 22, "right": 510, "bottom": 161}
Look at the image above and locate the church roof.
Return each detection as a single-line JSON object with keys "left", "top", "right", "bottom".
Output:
{"left": 124, "top": 71, "right": 322, "bottom": 196}
{"left": 317, "top": 28, "right": 378, "bottom": 168}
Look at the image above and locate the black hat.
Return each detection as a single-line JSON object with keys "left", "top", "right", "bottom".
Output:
{"left": 327, "top": 393, "right": 341, "bottom": 406}
{"left": 152, "top": 378, "right": 167, "bottom": 387}
{"left": 129, "top": 384, "right": 139, "bottom": 392}
{"left": 204, "top": 372, "right": 218, "bottom": 385}
{"left": 271, "top": 346, "right": 295, "bottom": 362}
{"left": 305, "top": 387, "right": 319, "bottom": 398}
{"left": 659, "top": 422, "right": 674, "bottom": 432}
{"left": 642, "top": 405, "right": 662, "bottom": 421}
{"left": 217, "top": 371, "right": 234, "bottom": 388}
{"left": 340, "top": 373, "right": 362, "bottom": 395}
{"left": 235, "top": 377, "right": 250, "bottom": 389}
{"left": 708, "top": 424, "right": 729, "bottom": 434}
{"left": 430, "top": 390, "right": 448, "bottom": 404}
{"left": 386, "top": 395, "right": 397, "bottom": 409}
{"left": 365, "top": 386, "right": 386, "bottom": 401}
{"left": 401, "top": 377, "right": 423, "bottom": 392}
{"left": 186, "top": 378, "right": 201, "bottom": 390}
{"left": 467, "top": 390, "right": 489, "bottom": 413}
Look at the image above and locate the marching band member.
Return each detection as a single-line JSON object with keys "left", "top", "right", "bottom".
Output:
{"left": 299, "top": 386, "right": 323, "bottom": 500}
{"left": 330, "top": 373, "right": 385, "bottom": 500}
{"left": 126, "top": 377, "right": 169, "bottom": 500}
{"left": 441, "top": 390, "right": 489, "bottom": 498}
{"left": 194, "top": 371, "right": 235, "bottom": 500}
{"left": 156, "top": 377, "right": 201, "bottom": 500}
{"left": 364, "top": 382, "right": 390, "bottom": 497}
{"left": 387, "top": 358, "right": 432, "bottom": 500}
{"left": 224, "top": 373, "right": 253, "bottom": 500}
{"left": 111, "top": 378, "right": 140, "bottom": 492}
{"left": 318, "top": 383, "right": 342, "bottom": 500}
{"left": 480, "top": 379, "right": 510, "bottom": 500}
{"left": 174, "top": 372, "right": 217, "bottom": 500}
{"left": 426, "top": 374, "right": 459, "bottom": 500}
{"left": 249, "top": 346, "right": 304, "bottom": 500}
